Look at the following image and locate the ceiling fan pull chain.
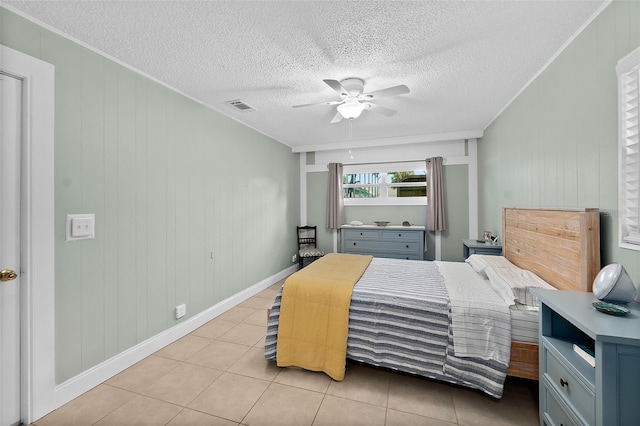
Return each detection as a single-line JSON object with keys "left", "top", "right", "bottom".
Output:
{"left": 348, "top": 119, "right": 354, "bottom": 159}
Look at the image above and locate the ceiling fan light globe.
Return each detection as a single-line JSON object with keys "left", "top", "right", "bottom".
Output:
{"left": 337, "top": 101, "right": 365, "bottom": 119}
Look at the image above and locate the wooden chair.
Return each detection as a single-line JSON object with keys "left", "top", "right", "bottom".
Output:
{"left": 297, "top": 226, "right": 325, "bottom": 269}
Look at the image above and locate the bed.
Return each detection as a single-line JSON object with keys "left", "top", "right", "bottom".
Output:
{"left": 264, "top": 208, "right": 600, "bottom": 398}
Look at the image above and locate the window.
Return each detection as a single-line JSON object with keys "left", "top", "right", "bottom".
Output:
{"left": 617, "top": 47, "right": 640, "bottom": 250}
{"left": 343, "top": 162, "right": 427, "bottom": 206}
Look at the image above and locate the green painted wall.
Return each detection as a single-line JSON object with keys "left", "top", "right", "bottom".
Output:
{"left": 306, "top": 164, "right": 468, "bottom": 262}
{"left": 441, "top": 165, "right": 469, "bottom": 262}
{"left": 306, "top": 171, "right": 332, "bottom": 252}
{"left": 1, "top": 9, "right": 299, "bottom": 383}
{"left": 479, "top": 0, "right": 640, "bottom": 287}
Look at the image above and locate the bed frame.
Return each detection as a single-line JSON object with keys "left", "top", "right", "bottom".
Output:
{"left": 502, "top": 207, "right": 600, "bottom": 379}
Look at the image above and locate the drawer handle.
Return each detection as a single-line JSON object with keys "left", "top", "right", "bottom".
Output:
{"left": 406, "top": 245, "right": 409, "bottom": 248}
{"left": 353, "top": 243, "right": 357, "bottom": 246}
{"left": 398, "top": 233, "right": 402, "bottom": 237}
{"left": 360, "top": 232, "right": 363, "bottom": 235}
{"left": 560, "top": 378, "right": 568, "bottom": 388}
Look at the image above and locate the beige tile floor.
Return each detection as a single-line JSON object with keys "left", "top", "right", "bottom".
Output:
{"left": 33, "top": 282, "right": 540, "bottom": 426}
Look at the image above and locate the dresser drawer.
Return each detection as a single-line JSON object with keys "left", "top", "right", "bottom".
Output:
{"left": 342, "top": 247, "right": 421, "bottom": 260}
{"left": 380, "top": 230, "right": 420, "bottom": 242}
{"left": 345, "top": 239, "right": 419, "bottom": 253}
{"left": 468, "top": 246, "right": 502, "bottom": 256}
{"left": 342, "top": 229, "right": 381, "bottom": 240}
{"left": 375, "top": 252, "right": 421, "bottom": 260}
{"left": 542, "top": 383, "right": 580, "bottom": 426}
{"left": 543, "top": 347, "right": 594, "bottom": 425}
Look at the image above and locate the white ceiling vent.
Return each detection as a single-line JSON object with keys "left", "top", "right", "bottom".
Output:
{"left": 225, "top": 99, "right": 256, "bottom": 112}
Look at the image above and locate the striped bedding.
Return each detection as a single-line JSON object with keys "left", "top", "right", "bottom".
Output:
{"left": 439, "top": 261, "right": 512, "bottom": 365}
{"left": 510, "top": 303, "right": 539, "bottom": 343}
{"left": 265, "top": 257, "right": 511, "bottom": 398}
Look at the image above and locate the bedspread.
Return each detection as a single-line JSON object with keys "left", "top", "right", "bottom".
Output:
{"left": 265, "top": 257, "right": 509, "bottom": 398}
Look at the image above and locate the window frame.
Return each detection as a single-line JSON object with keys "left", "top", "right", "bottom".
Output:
{"left": 343, "top": 161, "right": 427, "bottom": 206}
{"left": 617, "top": 46, "right": 640, "bottom": 251}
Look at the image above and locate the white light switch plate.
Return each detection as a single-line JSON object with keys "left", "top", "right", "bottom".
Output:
{"left": 66, "top": 214, "right": 95, "bottom": 241}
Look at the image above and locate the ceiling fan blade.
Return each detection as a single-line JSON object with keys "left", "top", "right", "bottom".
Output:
{"left": 366, "top": 103, "right": 397, "bottom": 117}
{"left": 362, "top": 84, "right": 410, "bottom": 100}
{"left": 330, "top": 111, "right": 344, "bottom": 124}
{"left": 323, "top": 79, "right": 349, "bottom": 96}
{"left": 292, "top": 100, "right": 342, "bottom": 108}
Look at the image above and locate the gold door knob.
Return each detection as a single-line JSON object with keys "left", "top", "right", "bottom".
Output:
{"left": 0, "top": 269, "right": 17, "bottom": 282}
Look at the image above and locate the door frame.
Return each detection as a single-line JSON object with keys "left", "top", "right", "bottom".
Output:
{"left": 1, "top": 44, "right": 55, "bottom": 424}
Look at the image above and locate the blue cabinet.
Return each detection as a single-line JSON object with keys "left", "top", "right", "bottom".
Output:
{"left": 340, "top": 225, "right": 424, "bottom": 260}
{"left": 462, "top": 239, "right": 502, "bottom": 259}
{"left": 534, "top": 289, "right": 640, "bottom": 426}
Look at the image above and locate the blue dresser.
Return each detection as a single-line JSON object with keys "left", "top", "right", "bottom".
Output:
{"left": 533, "top": 289, "right": 640, "bottom": 426}
{"left": 340, "top": 225, "right": 424, "bottom": 260}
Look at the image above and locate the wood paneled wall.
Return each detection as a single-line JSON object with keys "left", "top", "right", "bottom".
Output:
{"left": 479, "top": 0, "right": 640, "bottom": 289}
{"left": 2, "top": 9, "right": 300, "bottom": 383}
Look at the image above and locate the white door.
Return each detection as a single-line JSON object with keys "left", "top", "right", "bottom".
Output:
{"left": 0, "top": 72, "right": 23, "bottom": 426}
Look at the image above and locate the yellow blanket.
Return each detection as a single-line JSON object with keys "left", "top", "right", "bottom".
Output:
{"left": 276, "top": 253, "right": 373, "bottom": 380}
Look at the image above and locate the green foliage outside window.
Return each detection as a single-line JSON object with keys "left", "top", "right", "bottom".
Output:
{"left": 342, "top": 169, "right": 426, "bottom": 200}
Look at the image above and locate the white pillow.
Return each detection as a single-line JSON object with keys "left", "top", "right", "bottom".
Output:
{"left": 485, "top": 265, "right": 556, "bottom": 308}
{"left": 465, "top": 254, "right": 489, "bottom": 277}
{"left": 484, "top": 267, "right": 517, "bottom": 305}
{"left": 465, "top": 255, "right": 516, "bottom": 278}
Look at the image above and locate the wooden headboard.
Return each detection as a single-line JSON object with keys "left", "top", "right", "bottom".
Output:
{"left": 502, "top": 208, "right": 600, "bottom": 292}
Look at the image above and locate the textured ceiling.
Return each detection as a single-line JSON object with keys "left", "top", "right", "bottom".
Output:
{"left": 5, "top": 0, "right": 606, "bottom": 151}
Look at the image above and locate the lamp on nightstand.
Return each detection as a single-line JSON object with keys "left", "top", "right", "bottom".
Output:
{"left": 592, "top": 263, "right": 636, "bottom": 303}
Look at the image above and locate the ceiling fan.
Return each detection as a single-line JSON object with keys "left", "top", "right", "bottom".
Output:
{"left": 293, "top": 78, "right": 410, "bottom": 123}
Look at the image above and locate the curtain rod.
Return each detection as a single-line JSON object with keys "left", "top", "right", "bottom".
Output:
{"left": 342, "top": 159, "right": 427, "bottom": 167}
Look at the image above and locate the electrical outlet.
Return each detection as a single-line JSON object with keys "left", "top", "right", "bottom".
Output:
{"left": 66, "top": 214, "right": 96, "bottom": 241}
{"left": 292, "top": 254, "right": 297, "bottom": 263}
{"left": 175, "top": 304, "right": 186, "bottom": 319}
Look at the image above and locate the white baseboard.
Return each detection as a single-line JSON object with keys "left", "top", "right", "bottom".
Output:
{"left": 51, "top": 264, "right": 296, "bottom": 413}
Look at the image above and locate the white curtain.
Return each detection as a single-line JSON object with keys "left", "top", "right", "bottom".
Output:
{"left": 426, "top": 157, "right": 446, "bottom": 231}
{"left": 326, "top": 163, "right": 344, "bottom": 229}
